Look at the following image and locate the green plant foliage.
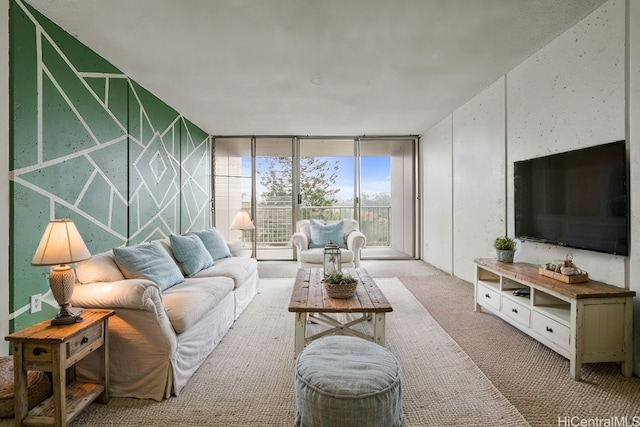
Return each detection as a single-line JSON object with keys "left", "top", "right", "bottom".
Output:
{"left": 324, "top": 271, "right": 358, "bottom": 285}
{"left": 494, "top": 236, "right": 516, "bottom": 250}
{"left": 257, "top": 156, "right": 340, "bottom": 220}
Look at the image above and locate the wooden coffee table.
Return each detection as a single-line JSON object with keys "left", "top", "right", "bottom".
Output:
{"left": 288, "top": 268, "right": 393, "bottom": 356}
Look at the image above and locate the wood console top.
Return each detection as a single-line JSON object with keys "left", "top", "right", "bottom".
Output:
{"left": 475, "top": 258, "right": 635, "bottom": 299}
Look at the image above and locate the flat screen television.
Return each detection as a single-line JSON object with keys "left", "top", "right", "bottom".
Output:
{"left": 514, "top": 140, "right": 628, "bottom": 256}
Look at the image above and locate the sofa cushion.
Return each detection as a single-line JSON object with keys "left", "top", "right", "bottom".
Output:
{"left": 76, "top": 251, "right": 125, "bottom": 284}
{"left": 192, "top": 257, "right": 258, "bottom": 289}
{"left": 169, "top": 234, "right": 214, "bottom": 276}
{"left": 162, "top": 277, "right": 234, "bottom": 334}
{"left": 299, "top": 248, "right": 355, "bottom": 264}
{"left": 191, "top": 228, "right": 232, "bottom": 260}
{"left": 113, "top": 241, "right": 184, "bottom": 291}
{"left": 309, "top": 220, "right": 346, "bottom": 248}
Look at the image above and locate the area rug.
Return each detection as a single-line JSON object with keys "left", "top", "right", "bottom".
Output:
{"left": 1, "top": 278, "right": 528, "bottom": 427}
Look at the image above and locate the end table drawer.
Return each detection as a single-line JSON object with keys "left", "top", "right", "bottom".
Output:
{"left": 477, "top": 283, "right": 500, "bottom": 311}
{"left": 67, "top": 322, "right": 103, "bottom": 359}
{"left": 23, "top": 342, "right": 54, "bottom": 363}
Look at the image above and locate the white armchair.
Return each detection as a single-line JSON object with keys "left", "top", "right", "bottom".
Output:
{"left": 291, "top": 219, "right": 366, "bottom": 269}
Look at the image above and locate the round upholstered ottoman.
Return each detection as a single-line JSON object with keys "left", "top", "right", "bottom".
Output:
{"left": 294, "top": 335, "right": 403, "bottom": 427}
{"left": 0, "top": 356, "right": 51, "bottom": 418}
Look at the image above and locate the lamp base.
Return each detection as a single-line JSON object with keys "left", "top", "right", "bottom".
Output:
{"left": 51, "top": 306, "right": 83, "bottom": 326}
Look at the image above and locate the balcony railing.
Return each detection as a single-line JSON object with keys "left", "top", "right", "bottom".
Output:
{"left": 253, "top": 206, "right": 391, "bottom": 247}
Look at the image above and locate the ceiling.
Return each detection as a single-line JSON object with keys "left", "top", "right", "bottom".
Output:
{"left": 26, "top": 0, "right": 607, "bottom": 137}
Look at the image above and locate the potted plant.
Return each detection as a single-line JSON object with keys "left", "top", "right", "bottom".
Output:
{"left": 494, "top": 236, "right": 516, "bottom": 263}
{"left": 323, "top": 271, "right": 358, "bottom": 299}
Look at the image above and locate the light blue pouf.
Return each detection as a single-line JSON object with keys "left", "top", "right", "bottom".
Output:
{"left": 294, "top": 335, "right": 403, "bottom": 427}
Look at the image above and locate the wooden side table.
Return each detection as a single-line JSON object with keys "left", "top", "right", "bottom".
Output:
{"left": 5, "top": 309, "right": 114, "bottom": 427}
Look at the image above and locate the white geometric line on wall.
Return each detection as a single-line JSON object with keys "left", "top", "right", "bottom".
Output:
{"left": 25, "top": 4, "right": 129, "bottom": 141}
{"left": 12, "top": 175, "right": 128, "bottom": 242}
{"left": 150, "top": 150, "right": 168, "bottom": 183}
{"left": 75, "top": 167, "right": 99, "bottom": 208}
{"left": 43, "top": 64, "right": 109, "bottom": 147}
{"left": 12, "top": 136, "right": 129, "bottom": 227}
{"left": 134, "top": 132, "right": 180, "bottom": 208}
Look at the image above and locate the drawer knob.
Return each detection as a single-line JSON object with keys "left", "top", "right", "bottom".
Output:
{"left": 546, "top": 326, "right": 553, "bottom": 333}
{"left": 32, "top": 347, "right": 48, "bottom": 356}
{"left": 485, "top": 293, "right": 490, "bottom": 299}
{"left": 81, "top": 336, "right": 89, "bottom": 345}
{"left": 512, "top": 308, "right": 518, "bottom": 314}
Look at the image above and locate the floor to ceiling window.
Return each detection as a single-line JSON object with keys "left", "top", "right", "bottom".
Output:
{"left": 359, "top": 138, "right": 416, "bottom": 259}
{"left": 212, "top": 138, "right": 253, "bottom": 253}
{"left": 298, "top": 138, "right": 355, "bottom": 221}
{"left": 213, "top": 136, "right": 418, "bottom": 260}
{"left": 254, "top": 137, "right": 294, "bottom": 260}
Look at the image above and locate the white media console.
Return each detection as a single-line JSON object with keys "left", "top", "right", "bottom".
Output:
{"left": 474, "top": 258, "right": 635, "bottom": 380}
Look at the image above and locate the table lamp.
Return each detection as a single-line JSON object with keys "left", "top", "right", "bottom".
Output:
{"left": 230, "top": 211, "right": 255, "bottom": 244}
{"left": 31, "top": 219, "right": 91, "bottom": 325}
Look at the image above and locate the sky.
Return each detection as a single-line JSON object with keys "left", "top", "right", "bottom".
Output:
{"left": 242, "top": 156, "right": 390, "bottom": 202}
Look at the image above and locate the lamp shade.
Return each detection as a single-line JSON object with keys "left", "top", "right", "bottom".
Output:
{"left": 230, "top": 211, "right": 255, "bottom": 231}
{"left": 32, "top": 219, "right": 91, "bottom": 266}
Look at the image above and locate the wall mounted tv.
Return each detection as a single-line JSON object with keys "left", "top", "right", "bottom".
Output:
{"left": 514, "top": 140, "right": 628, "bottom": 256}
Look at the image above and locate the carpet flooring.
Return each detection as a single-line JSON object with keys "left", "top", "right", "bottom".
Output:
{"left": 1, "top": 278, "right": 529, "bottom": 426}
{"left": 400, "top": 274, "right": 640, "bottom": 427}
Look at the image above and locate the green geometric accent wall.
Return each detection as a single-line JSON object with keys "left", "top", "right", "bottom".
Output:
{"left": 9, "top": 0, "right": 211, "bottom": 331}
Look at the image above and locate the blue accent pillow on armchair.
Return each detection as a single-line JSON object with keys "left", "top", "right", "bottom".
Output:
{"left": 309, "top": 220, "right": 346, "bottom": 248}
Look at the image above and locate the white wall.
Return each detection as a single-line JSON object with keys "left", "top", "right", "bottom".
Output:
{"left": 421, "top": 0, "right": 640, "bottom": 374}
{"left": 421, "top": 115, "right": 453, "bottom": 273}
{"left": 1, "top": 0, "right": 9, "bottom": 356}
{"left": 452, "top": 77, "right": 506, "bottom": 281}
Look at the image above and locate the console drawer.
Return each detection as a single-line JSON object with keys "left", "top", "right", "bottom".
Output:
{"left": 477, "top": 283, "right": 500, "bottom": 311}
{"left": 501, "top": 297, "right": 530, "bottom": 328}
{"left": 532, "top": 311, "right": 570, "bottom": 351}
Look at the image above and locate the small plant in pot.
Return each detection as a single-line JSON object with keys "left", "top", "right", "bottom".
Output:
{"left": 494, "top": 236, "right": 517, "bottom": 263}
{"left": 323, "top": 271, "right": 358, "bottom": 299}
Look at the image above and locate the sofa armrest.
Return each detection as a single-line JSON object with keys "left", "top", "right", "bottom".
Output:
{"left": 291, "top": 231, "right": 309, "bottom": 252}
{"left": 71, "top": 279, "right": 165, "bottom": 314}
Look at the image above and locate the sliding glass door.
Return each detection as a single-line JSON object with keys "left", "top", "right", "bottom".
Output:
{"left": 213, "top": 136, "right": 418, "bottom": 260}
{"left": 359, "top": 138, "right": 416, "bottom": 259}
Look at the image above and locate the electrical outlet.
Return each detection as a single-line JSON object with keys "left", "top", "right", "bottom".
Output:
{"left": 30, "top": 294, "right": 42, "bottom": 313}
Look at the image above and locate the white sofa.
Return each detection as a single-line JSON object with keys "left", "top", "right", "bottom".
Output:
{"left": 70, "top": 229, "right": 259, "bottom": 401}
{"left": 291, "top": 219, "right": 366, "bottom": 268}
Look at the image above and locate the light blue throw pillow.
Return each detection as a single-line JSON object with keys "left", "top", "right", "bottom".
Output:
{"left": 192, "top": 228, "right": 232, "bottom": 260}
{"left": 113, "top": 240, "right": 184, "bottom": 291}
{"left": 169, "top": 234, "right": 214, "bottom": 276}
{"left": 309, "top": 220, "right": 346, "bottom": 248}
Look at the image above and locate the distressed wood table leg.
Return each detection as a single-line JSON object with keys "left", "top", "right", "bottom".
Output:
{"left": 294, "top": 312, "right": 307, "bottom": 357}
{"left": 372, "top": 312, "right": 386, "bottom": 346}
{"left": 12, "top": 344, "right": 27, "bottom": 427}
